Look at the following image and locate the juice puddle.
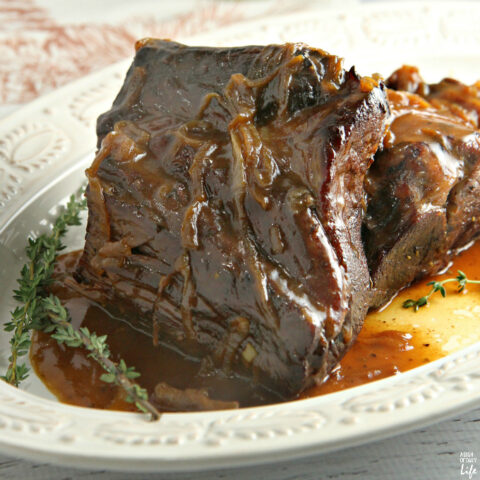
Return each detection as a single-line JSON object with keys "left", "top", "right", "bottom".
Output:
{"left": 305, "top": 240, "right": 480, "bottom": 397}
{"left": 30, "top": 242, "right": 480, "bottom": 410}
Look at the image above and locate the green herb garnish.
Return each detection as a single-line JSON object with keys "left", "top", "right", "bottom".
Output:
{"left": 402, "top": 270, "right": 480, "bottom": 311}
{"left": 2, "top": 191, "right": 160, "bottom": 420}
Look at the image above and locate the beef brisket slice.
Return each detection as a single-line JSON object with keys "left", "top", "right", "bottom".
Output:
{"left": 77, "top": 39, "right": 388, "bottom": 399}
{"left": 364, "top": 79, "right": 480, "bottom": 308}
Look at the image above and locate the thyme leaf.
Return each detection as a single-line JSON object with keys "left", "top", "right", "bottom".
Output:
{"left": 402, "top": 270, "right": 480, "bottom": 311}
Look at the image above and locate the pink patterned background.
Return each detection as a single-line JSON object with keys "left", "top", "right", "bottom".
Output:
{"left": 0, "top": 0, "right": 310, "bottom": 107}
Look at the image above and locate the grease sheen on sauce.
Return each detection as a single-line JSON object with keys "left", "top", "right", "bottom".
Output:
{"left": 31, "top": 241, "right": 480, "bottom": 411}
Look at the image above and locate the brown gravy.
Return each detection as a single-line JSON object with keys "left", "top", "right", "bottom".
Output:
{"left": 31, "top": 241, "right": 480, "bottom": 411}
{"left": 302, "top": 328, "right": 438, "bottom": 398}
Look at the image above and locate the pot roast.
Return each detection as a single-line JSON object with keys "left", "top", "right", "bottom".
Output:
{"left": 364, "top": 67, "right": 480, "bottom": 308}
{"left": 75, "top": 41, "right": 480, "bottom": 405}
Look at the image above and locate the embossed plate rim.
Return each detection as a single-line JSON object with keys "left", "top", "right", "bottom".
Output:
{"left": 1, "top": 1, "right": 480, "bottom": 471}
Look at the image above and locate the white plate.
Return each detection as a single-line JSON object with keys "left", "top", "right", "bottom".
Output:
{"left": 1, "top": 1, "right": 480, "bottom": 472}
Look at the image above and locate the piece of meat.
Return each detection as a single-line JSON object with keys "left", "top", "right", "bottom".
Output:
{"left": 387, "top": 65, "right": 480, "bottom": 128}
{"left": 364, "top": 72, "right": 480, "bottom": 308}
{"left": 153, "top": 383, "right": 239, "bottom": 412}
{"left": 76, "top": 39, "right": 389, "bottom": 401}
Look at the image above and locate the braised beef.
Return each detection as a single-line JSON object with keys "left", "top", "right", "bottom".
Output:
{"left": 386, "top": 65, "right": 480, "bottom": 128}
{"left": 364, "top": 68, "right": 480, "bottom": 307}
{"left": 76, "top": 39, "right": 389, "bottom": 400}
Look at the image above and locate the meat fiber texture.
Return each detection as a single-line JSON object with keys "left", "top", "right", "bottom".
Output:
{"left": 76, "top": 39, "right": 389, "bottom": 400}
{"left": 364, "top": 66, "right": 480, "bottom": 308}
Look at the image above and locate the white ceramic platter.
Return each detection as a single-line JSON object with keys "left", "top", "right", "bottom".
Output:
{"left": 1, "top": 1, "right": 480, "bottom": 472}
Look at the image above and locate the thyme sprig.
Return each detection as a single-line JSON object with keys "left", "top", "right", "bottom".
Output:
{"left": 2, "top": 192, "right": 161, "bottom": 420}
{"left": 3, "top": 193, "right": 87, "bottom": 386}
{"left": 43, "top": 295, "right": 160, "bottom": 420}
{"left": 402, "top": 270, "right": 480, "bottom": 311}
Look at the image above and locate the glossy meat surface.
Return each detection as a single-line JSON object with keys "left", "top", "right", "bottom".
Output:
{"left": 77, "top": 39, "right": 388, "bottom": 400}
{"left": 364, "top": 68, "right": 480, "bottom": 307}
